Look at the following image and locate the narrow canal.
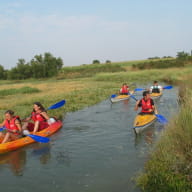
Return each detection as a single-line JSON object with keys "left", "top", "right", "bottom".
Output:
{"left": 0, "top": 85, "right": 179, "bottom": 192}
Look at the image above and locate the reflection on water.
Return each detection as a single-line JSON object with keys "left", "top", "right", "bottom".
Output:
{"left": 134, "top": 123, "right": 164, "bottom": 148}
{"left": 0, "top": 149, "right": 26, "bottom": 176}
{"left": 31, "top": 143, "right": 51, "bottom": 164}
{"left": 0, "top": 143, "right": 52, "bottom": 176}
{"left": 0, "top": 85, "right": 179, "bottom": 192}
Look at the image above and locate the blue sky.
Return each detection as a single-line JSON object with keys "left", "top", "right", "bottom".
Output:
{"left": 0, "top": 0, "right": 191, "bottom": 69}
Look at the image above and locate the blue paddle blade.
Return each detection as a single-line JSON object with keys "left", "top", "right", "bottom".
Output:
{"left": 28, "top": 134, "right": 50, "bottom": 143}
{"left": 0, "top": 127, "right": 5, "bottom": 131}
{"left": 111, "top": 94, "right": 117, "bottom": 98}
{"left": 47, "top": 100, "right": 66, "bottom": 110}
{"left": 155, "top": 114, "right": 168, "bottom": 124}
{"left": 134, "top": 88, "right": 145, "bottom": 91}
{"left": 163, "top": 85, "right": 173, "bottom": 90}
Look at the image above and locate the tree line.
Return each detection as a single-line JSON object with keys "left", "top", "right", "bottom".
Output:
{"left": 132, "top": 51, "right": 192, "bottom": 70}
{"left": 0, "top": 52, "right": 63, "bottom": 80}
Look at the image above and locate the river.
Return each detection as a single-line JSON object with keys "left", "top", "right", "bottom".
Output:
{"left": 0, "top": 85, "right": 179, "bottom": 192}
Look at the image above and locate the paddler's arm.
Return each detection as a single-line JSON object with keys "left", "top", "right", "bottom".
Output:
{"left": 134, "top": 100, "right": 140, "bottom": 111}
{"left": 0, "top": 120, "right": 6, "bottom": 127}
{"left": 15, "top": 119, "right": 22, "bottom": 133}
{"left": 150, "top": 99, "right": 155, "bottom": 112}
{"left": 41, "top": 111, "right": 49, "bottom": 120}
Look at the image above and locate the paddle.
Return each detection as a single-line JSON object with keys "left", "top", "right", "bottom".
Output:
{"left": 111, "top": 94, "right": 117, "bottom": 98}
{"left": 163, "top": 85, "right": 173, "bottom": 90}
{"left": 134, "top": 85, "right": 173, "bottom": 92}
{"left": 23, "top": 99, "right": 66, "bottom": 121}
{"left": 0, "top": 127, "right": 50, "bottom": 143}
{"left": 47, "top": 100, "right": 66, "bottom": 110}
{"left": 23, "top": 130, "right": 50, "bottom": 143}
{"left": 129, "top": 94, "right": 168, "bottom": 124}
{"left": 134, "top": 88, "right": 145, "bottom": 91}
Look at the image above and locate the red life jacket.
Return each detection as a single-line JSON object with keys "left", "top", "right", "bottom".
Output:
{"left": 121, "top": 85, "right": 129, "bottom": 94}
{"left": 141, "top": 98, "right": 153, "bottom": 113}
{"left": 4, "top": 116, "right": 20, "bottom": 135}
{"left": 31, "top": 112, "right": 46, "bottom": 122}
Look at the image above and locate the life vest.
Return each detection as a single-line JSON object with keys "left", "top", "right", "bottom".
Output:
{"left": 141, "top": 98, "right": 153, "bottom": 113}
{"left": 121, "top": 85, "right": 129, "bottom": 94}
{"left": 31, "top": 112, "right": 47, "bottom": 122}
{"left": 151, "top": 85, "right": 160, "bottom": 93}
{"left": 4, "top": 116, "right": 21, "bottom": 135}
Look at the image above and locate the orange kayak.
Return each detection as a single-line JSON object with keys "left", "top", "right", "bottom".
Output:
{"left": 0, "top": 120, "right": 62, "bottom": 154}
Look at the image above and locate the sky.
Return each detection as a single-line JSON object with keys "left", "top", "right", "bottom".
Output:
{"left": 0, "top": 0, "right": 192, "bottom": 69}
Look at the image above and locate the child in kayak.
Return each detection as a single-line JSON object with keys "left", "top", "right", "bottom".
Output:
{"left": 134, "top": 91, "right": 155, "bottom": 115}
{"left": 150, "top": 81, "right": 163, "bottom": 93}
{"left": 22, "top": 102, "right": 50, "bottom": 134}
{"left": 119, "top": 83, "right": 129, "bottom": 95}
{"left": 0, "top": 110, "right": 22, "bottom": 143}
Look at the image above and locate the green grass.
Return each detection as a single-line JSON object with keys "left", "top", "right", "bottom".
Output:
{"left": 0, "top": 86, "right": 40, "bottom": 97}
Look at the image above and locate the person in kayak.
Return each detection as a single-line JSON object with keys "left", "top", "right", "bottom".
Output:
{"left": 22, "top": 102, "right": 50, "bottom": 134}
{"left": 0, "top": 110, "right": 22, "bottom": 144}
{"left": 150, "top": 81, "right": 163, "bottom": 93}
{"left": 119, "top": 83, "right": 129, "bottom": 95}
{"left": 134, "top": 91, "right": 155, "bottom": 115}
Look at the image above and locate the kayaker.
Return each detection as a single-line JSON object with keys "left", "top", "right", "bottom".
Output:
{"left": 0, "top": 110, "right": 22, "bottom": 144}
{"left": 134, "top": 91, "right": 155, "bottom": 115}
{"left": 22, "top": 102, "right": 50, "bottom": 134}
{"left": 150, "top": 81, "right": 163, "bottom": 93}
{"left": 119, "top": 83, "right": 129, "bottom": 95}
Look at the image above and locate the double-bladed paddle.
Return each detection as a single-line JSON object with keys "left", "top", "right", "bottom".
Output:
{"left": 134, "top": 85, "right": 173, "bottom": 92}
{"left": 0, "top": 127, "right": 50, "bottom": 143}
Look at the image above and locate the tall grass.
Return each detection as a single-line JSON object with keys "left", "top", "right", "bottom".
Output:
{"left": 58, "top": 63, "right": 125, "bottom": 79}
{"left": 0, "top": 79, "right": 120, "bottom": 121}
{"left": 94, "top": 67, "right": 192, "bottom": 84}
{"left": 0, "top": 86, "right": 40, "bottom": 96}
{"left": 136, "top": 84, "right": 192, "bottom": 191}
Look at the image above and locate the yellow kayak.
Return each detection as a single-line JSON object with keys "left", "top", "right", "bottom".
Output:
{"left": 133, "top": 112, "right": 157, "bottom": 134}
{"left": 150, "top": 92, "right": 163, "bottom": 99}
{"left": 110, "top": 91, "right": 134, "bottom": 103}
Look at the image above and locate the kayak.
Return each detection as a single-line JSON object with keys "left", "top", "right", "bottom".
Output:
{"left": 150, "top": 92, "right": 163, "bottom": 99}
{"left": 0, "top": 120, "right": 62, "bottom": 154}
{"left": 110, "top": 91, "right": 134, "bottom": 103}
{"left": 133, "top": 112, "right": 157, "bottom": 134}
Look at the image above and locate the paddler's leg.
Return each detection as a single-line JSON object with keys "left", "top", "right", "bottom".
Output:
{"left": 33, "top": 121, "right": 40, "bottom": 134}
{"left": 1, "top": 132, "right": 11, "bottom": 144}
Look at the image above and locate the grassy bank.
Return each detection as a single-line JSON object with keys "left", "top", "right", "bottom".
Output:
{"left": 0, "top": 64, "right": 191, "bottom": 122}
{"left": 0, "top": 78, "right": 121, "bottom": 121}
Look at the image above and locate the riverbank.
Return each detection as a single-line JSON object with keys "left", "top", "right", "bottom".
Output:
{"left": 0, "top": 65, "right": 191, "bottom": 121}
{"left": 136, "top": 76, "right": 192, "bottom": 191}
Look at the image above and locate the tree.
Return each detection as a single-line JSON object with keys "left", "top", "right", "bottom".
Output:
{"left": 106, "top": 60, "right": 111, "bottom": 64}
{"left": 92, "top": 60, "right": 100, "bottom": 64}
{"left": 176, "top": 51, "right": 189, "bottom": 59}
{"left": 0, "top": 65, "right": 5, "bottom": 79}
{"left": 16, "top": 59, "right": 32, "bottom": 79}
